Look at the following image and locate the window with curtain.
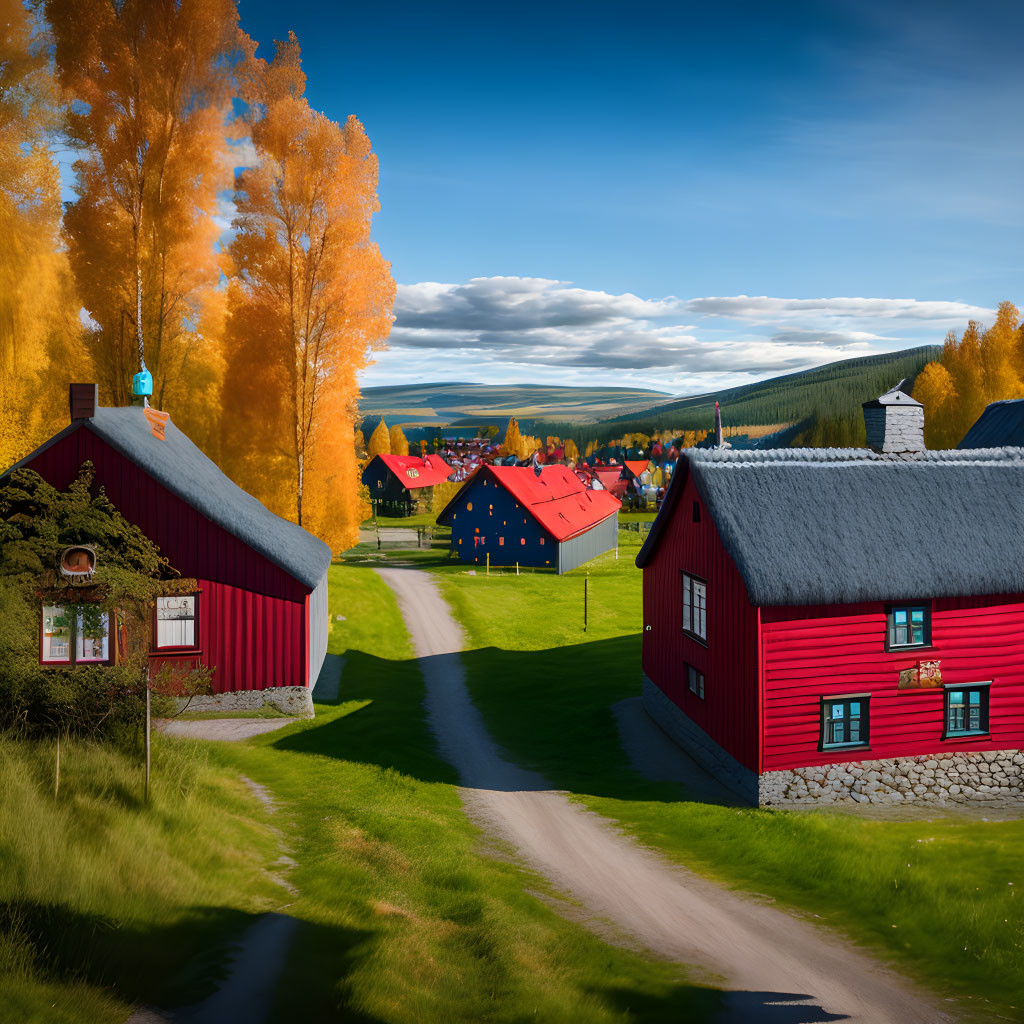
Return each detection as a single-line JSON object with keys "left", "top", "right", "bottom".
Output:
{"left": 156, "top": 595, "right": 197, "bottom": 649}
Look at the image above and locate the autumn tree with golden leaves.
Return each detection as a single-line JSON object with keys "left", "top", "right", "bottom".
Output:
{"left": 46, "top": 0, "right": 238, "bottom": 453}
{"left": 389, "top": 425, "right": 409, "bottom": 456}
{"left": 367, "top": 419, "right": 391, "bottom": 459}
{"left": 221, "top": 33, "right": 394, "bottom": 552}
{"left": 914, "top": 302, "right": 1023, "bottom": 447}
{"left": 0, "top": 0, "right": 86, "bottom": 466}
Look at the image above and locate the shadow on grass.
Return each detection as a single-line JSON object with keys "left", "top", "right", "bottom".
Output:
{"left": 274, "top": 649, "right": 460, "bottom": 787}
{"left": 0, "top": 898, "right": 383, "bottom": 1021}
{"left": 273, "top": 636, "right": 729, "bottom": 807}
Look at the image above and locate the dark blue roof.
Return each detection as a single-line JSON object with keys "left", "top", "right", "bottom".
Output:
{"left": 958, "top": 400, "right": 1024, "bottom": 449}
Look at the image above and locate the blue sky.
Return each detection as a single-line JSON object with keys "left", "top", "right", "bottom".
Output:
{"left": 237, "top": 0, "right": 1024, "bottom": 394}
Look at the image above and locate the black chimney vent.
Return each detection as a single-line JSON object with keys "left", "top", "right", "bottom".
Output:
{"left": 69, "top": 383, "right": 98, "bottom": 421}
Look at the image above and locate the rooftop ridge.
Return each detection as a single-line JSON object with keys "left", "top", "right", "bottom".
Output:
{"left": 688, "top": 446, "right": 1024, "bottom": 465}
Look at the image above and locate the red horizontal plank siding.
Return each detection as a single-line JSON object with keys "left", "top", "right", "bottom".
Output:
{"left": 23, "top": 425, "right": 308, "bottom": 602}
{"left": 761, "top": 594, "right": 1024, "bottom": 771}
{"left": 641, "top": 472, "right": 760, "bottom": 770}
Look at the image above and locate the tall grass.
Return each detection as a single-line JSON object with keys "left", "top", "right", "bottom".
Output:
{"left": 0, "top": 733, "right": 283, "bottom": 1021}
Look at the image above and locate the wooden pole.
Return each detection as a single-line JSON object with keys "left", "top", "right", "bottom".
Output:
{"left": 144, "top": 682, "right": 151, "bottom": 802}
{"left": 54, "top": 734, "right": 61, "bottom": 801}
{"left": 486, "top": 551, "right": 490, "bottom": 576}
{"left": 516, "top": 561, "right": 519, "bottom": 576}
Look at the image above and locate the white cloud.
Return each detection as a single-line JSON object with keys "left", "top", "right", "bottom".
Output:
{"left": 373, "top": 276, "right": 989, "bottom": 390}
{"left": 685, "top": 295, "right": 994, "bottom": 323}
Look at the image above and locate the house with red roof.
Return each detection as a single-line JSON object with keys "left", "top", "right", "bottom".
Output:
{"left": 436, "top": 465, "right": 621, "bottom": 573}
{"left": 361, "top": 453, "right": 453, "bottom": 516}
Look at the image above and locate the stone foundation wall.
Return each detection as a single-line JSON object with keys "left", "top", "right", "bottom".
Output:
{"left": 760, "top": 750, "right": 1024, "bottom": 806}
{"left": 174, "top": 685, "right": 314, "bottom": 719}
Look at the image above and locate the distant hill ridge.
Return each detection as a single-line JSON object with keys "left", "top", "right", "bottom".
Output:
{"left": 358, "top": 346, "right": 942, "bottom": 448}
{"left": 593, "top": 346, "right": 941, "bottom": 436}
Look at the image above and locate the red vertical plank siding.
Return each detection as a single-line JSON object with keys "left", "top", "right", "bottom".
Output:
{"left": 641, "top": 473, "right": 761, "bottom": 770}
{"left": 21, "top": 425, "right": 311, "bottom": 693}
{"left": 760, "top": 594, "right": 1024, "bottom": 771}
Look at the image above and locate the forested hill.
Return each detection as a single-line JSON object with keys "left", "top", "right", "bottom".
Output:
{"left": 592, "top": 346, "right": 940, "bottom": 441}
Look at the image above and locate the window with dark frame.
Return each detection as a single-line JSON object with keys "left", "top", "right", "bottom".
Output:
{"left": 155, "top": 594, "right": 198, "bottom": 650}
{"left": 886, "top": 604, "right": 930, "bottom": 649}
{"left": 687, "top": 664, "right": 705, "bottom": 698}
{"left": 681, "top": 572, "right": 707, "bottom": 642}
{"left": 821, "top": 696, "right": 869, "bottom": 749}
{"left": 944, "top": 684, "right": 990, "bottom": 738}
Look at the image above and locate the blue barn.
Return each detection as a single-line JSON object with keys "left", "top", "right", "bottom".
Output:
{"left": 436, "top": 464, "right": 621, "bottom": 573}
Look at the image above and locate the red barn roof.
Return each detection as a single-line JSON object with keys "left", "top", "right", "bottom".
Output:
{"left": 375, "top": 453, "right": 452, "bottom": 490}
{"left": 439, "top": 464, "right": 620, "bottom": 542}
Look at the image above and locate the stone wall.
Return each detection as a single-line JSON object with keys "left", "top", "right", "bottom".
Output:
{"left": 760, "top": 750, "right": 1024, "bottom": 806}
{"left": 173, "top": 685, "right": 314, "bottom": 719}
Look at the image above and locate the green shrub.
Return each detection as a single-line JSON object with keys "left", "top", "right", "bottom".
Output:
{"left": 0, "top": 663, "right": 144, "bottom": 739}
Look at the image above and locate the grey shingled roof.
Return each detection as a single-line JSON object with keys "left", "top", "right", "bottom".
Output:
{"left": 958, "top": 400, "right": 1024, "bottom": 449}
{"left": 4, "top": 407, "right": 331, "bottom": 590}
{"left": 637, "top": 446, "right": 1024, "bottom": 606}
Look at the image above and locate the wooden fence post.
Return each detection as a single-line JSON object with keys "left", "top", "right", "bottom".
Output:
{"left": 144, "top": 682, "right": 151, "bottom": 802}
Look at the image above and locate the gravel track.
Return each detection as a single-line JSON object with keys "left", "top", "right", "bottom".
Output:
{"left": 376, "top": 566, "right": 953, "bottom": 1024}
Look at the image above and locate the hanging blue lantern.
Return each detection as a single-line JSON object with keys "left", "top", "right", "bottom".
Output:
{"left": 132, "top": 369, "right": 153, "bottom": 397}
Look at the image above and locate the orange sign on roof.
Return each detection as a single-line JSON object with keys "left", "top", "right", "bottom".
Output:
{"left": 143, "top": 407, "right": 170, "bottom": 442}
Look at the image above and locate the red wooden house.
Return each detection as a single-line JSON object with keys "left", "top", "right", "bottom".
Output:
{"left": 4, "top": 385, "right": 331, "bottom": 717}
{"left": 637, "top": 387, "right": 1024, "bottom": 805}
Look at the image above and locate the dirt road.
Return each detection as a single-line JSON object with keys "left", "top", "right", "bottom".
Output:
{"left": 376, "top": 566, "right": 952, "bottom": 1024}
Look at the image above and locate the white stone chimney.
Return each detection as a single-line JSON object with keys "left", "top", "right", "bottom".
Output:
{"left": 862, "top": 381, "right": 925, "bottom": 454}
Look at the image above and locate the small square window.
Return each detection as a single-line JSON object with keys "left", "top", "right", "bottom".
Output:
{"left": 821, "top": 696, "right": 869, "bottom": 749}
{"left": 886, "top": 604, "right": 930, "bottom": 649}
{"left": 687, "top": 664, "right": 705, "bottom": 699}
{"left": 944, "top": 684, "right": 990, "bottom": 738}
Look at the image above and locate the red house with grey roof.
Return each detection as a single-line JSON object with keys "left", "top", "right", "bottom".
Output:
{"left": 3, "top": 384, "right": 331, "bottom": 717}
{"left": 637, "top": 387, "right": 1024, "bottom": 806}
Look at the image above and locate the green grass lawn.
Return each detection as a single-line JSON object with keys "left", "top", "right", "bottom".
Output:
{"left": 205, "top": 564, "right": 721, "bottom": 1022}
{"left": 0, "top": 563, "right": 721, "bottom": 1023}
{"left": 433, "top": 537, "right": 1024, "bottom": 1021}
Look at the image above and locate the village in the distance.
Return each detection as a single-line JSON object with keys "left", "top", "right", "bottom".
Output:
{"left": 3, "top": 2, "right": 1024, "bottom": 1024}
